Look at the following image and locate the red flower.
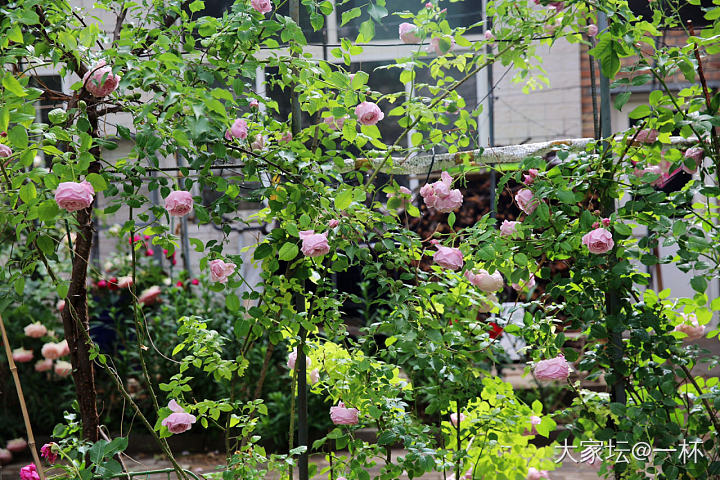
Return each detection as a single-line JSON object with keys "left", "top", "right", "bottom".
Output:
{"left": 489, "top": 322, "right": 503, "bottom": 339}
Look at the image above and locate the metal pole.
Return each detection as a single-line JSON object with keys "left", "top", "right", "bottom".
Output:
{"left": 485, "top": 2, "right": 496, "bottom": 218}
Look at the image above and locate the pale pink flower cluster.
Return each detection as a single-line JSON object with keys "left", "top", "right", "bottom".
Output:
{"left": 55, "top": 181, "right": 95, "bottom": 212}
{"left": 82, "top": 60, "right": 120, "bottom": 98}
{"left": 162, "top": 400, "right": 197, "bottom": 434}
{"left": 420, "top": 171, "right": 463, "bottom": 213}
{"left": 209, "top": 259, "right": 236, "bottom": 283}
{"left": 534, "top": 354, "right": 570, "bottom": 381}
{"left": 330, "top": 401, "right": 359, "bottom": 425}
{"left": 164, "top": 190, "right": 193, "bottom": 217}
{"left": 299, "top": 230, "right": 330, "bottom": 257}
{"left": 433, "top": 246, "right": 463, "bottom": 270}
{"left": 464, "top": 269, "right": 503, "bottom": 292}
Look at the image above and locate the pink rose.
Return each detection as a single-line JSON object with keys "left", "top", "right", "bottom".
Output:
{"left": 309, "top": 369, "right": 320, "bottom": 384}
{"left": 20, "top": 464, "right": 39, "bottom": 480}
{"left": 12, "top": 348, "right": 33, "bottom": 363}
{"left": 209, "top": 259, "right": 237, "bottom": 283}
{"left": 425, "top": 2, "right": 432, "bottom": 7}
{"left": 57, "top": 299, "right": 65, "bottom": 312}
{"left": 287, "top": 347, "right": 312, "bottom": 370}
{"left": 117, "top": 276, "right": 133, "bottom": 288}
{"left": 138, "top": 285, "right": 162, "bottom": 305}
{"left": 323, "top": 116, "right": 345, "bottom": 131}
{"left": 280, "top": 132, "right": 293, "bottom": 143}
{"left": 54, "top": 360, "right": 72, "bottom": 377}
{"left": 523, "top": 168, "right": 539, "bottom": 185}
{"left": 41, "top": 342, "right": 62, "bottom": 360}
{"left": 602, "top": 218, "right": 610, "bottom": 227}
{"left": 484, "top": 30, "right": 495, "bottom": 42}
{"left": 330, "top": 402, "right": 359, "bottom": 425}
{"left": 512, "top": 274, "right": 536, "bottom": 292}
{"left": 58, "top": 339, "right": 70, "bottom": 356}
{"left": 587, "top": 24, "right": 598, "bottom": 36}
{"left": 249, "top": 99, "right": 259, "bottom": 108}
{"left": 82, "top": 60, "right": 120, "bottom": 98}
{"left": 251, "top": 134, "right": 266, "bottom": 150}
{"left": 226, "top": 118, "right": 248, "bottom": 140}
{"left": 299, "top": 230, "right": 330, "bottom": 257}
{"left": 355, "top": 101, "right": 384, "bottom": 126}
{"left": 41, "top": 443, "right": 58, "bottom": 464}
{"left": 250, "top": 0, "right": 272, "bottom": 14}
{"left": 399, "top": 23, "right": 421, "bottom": 44}
{"left": 526, "top": 467, "right": 550, "bottom": 480}
{"left": 581, "top": 227, "right": 614, "bottom": 254}
{"left": 162, "top": 400, "right": 197, "bottom": 434}
{"left": 515, "top": 188, "right": 538, "bottom": 215}
{"left": 428, "top": 36, "right": 455, "bottom": 56}
{"left": 399, "top": 186, "right": 412, "bottom": 196}
{"left": 465, "top": 269, "right": 503, "bottom": 292}
{"left": 0, "top": 144, "right": 12, "bottom": 158}
{"left": 523, "top": 415, "right": 542, "bottom": 436}
{"left": 420, "top": 171, "right": 463, "bottom": 213}
{"left": 328, "top": 219, "right": 340, "bottom": 228}
{"left": 683, "top": 147, "right": 704, "bottom": 174}
{"left": 674, "top": 313, "right": 705, "bottom": 341}
{"left": 0, "top": 449, "right": 12, "bottom": 465}
{"left": 635, "top": 128, "right": 659, "bottom": 143}
{"left": 449, "top": 412, "right": 465, "bottom": 426}
{"left": 24, "top": 322, "right": 47, "bottom": 338}
{"left": 55, "top": 181, "right": 95, "bottom": 212}
{"left": 165, "top": 190, "right": 194, "bottom": 217}
{"left": 7, "top": 438, "right": 27, "bottom": 452}
{"left": 433, "top": 245, "right": 463, "bottom": 270}
{"left": 500, "top": 220, "right": 519, "bottom": 237}
{"left": 35, "top": 359, "right": 53, "bottom": 372}
{"left": 534, "top": 354, "right": 570, "bottom": 381}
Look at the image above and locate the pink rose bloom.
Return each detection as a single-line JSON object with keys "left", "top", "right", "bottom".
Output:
{"left": 433, "top": 246, "right": 463, "bottom": 270}
{"left": 309, "top": 369, "right": 320, "bottom": 384}
{"left": 465, "top": 269, "right": 503, "bottom": 292}
{"left": 398, "top": 186, "right": 412, "bottom": 195}
{"left": 24, "top": 322, "right": 47, "bottom": 338}
{"left": 602, "top": 218, "right": 611, "bottom": 227}
{"left": 251, "top": 134, "right": 266, "bottom": 150}
{"left": 249, "top": 99, "right": 259, "bottom": 108}
{"left": 57, "top": 300, "right": 65, "bottom": 313}
{"left": 35, "top": 359, "right": 53, "bottom": 372}
{"left": 399, "top": 23, "right": 421, "bottom": 44}
{"left": 633, "top": 165, "right": 663, "bottom": 186}
{"left": 512, "top": 274, "right": 536, "bottom": 292}
{"left": 581, "top": 227, "right": 614, "bottom": 254}
{"left": 526, "top": 467, "right": 550, "bottom": 480}
{"left": 484, "top": 30, "right": 495, "bottom": 42}
{"left": 20, "top": 464, "right": 39, "bottom": 480}
{"left": 117, "top": 276, "right": 133, "bottom": 288}
{"left": 523, "top": 415, "right": 542, "bottom": 436}
{"left": 328, "top": 219, "right": 340, "bottom": 228}
{"left": 449, "top": 412, "right": 465, "bottom": 426}
{"left": 251, "top": 0, "right": 272, "bottom": 14}
{"left": 97, "top": 279, "right": 108, "bottom": 288}
{"left": 54, "top": 360, "right": 72, "bottom": 377}
{"left": 55, "top": 181, "right": 95, "bottom": 212}
{"left": 299, "top": 230, "right": 330, "bottom": 257}
{"left": 0, "top": 448, "right": 12, "bottom": 465}
{"left": 674, "top": 313, "right": 705, "bottom": 341}
{"left": 500, "top": 220, "right": 519, "bottom": 237}
{"left": 225, "top": 118, "right": 248, "bottom": 140}
{"left": 138, "top": 285, "right": 162, "bottom": 305}
{"left": 12, "top": 348, "right": 33, "bottom": 363}
{"left": 534, "top": 354, "right": 570, "bottom": 381}
{"left": 58, "top": 339, "right": 70, "bottom": 356}
{"left": 165, "top": 190, "right": 194, "bottom": 217}
{"left": 587, "top": 24, "right": 598, "bottom": 36}
{"left": 330, "top": 402, "right": 359, "bottom": 425}
{"left": 420, "top": 171, "right": 463, "bottom": 213}
{"left": 683, "top": 147, "right": 704, "bottom": 174}
{"left": 280, "top": 132, "right": 293, "bottom": 143}
{"left": 209, "top": 259, "right": 237, "bottom": 284}
{"left": 425, "top": 2, "right": 432, "bottom": 7}
{"left": 635, "top": 128, "right": 659, "bottom": 143}
{"left": 523, "top": 168, "right": 539, "bottom": 185}
{"left": 287, "top": 347, "right": 312, "bottom": 370}
{"left": 41, "top": 443, "right": 58, "bottom": 463}
{"left": 41, "top": 342, "right": 62, "bottom": 360}
{"left": 7, "top": 438, "right": 27, "bottom": 452}
{"left": 162, "top": 400, "right": 197, "bottom": 434}
{"left": 355, "top": 101, "right": 384, "bottom": 126}
{"left": 0, "top": 144, "right": 12, "bottom": 158}
{"left": 82, "top": 60, "right": 120, "bottom": 98}
{"left": 323, "top": 116, "right": 345, "bottom": 131}
{"left": 428, "top": 36, "right": 455, "bottom": 56}
{"left": 515, "top": 188, "right": 538, "bottom": 215}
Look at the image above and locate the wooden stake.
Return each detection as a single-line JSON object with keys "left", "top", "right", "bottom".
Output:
{"left": 0, "top": 313, "right": 46, "bottom": 480}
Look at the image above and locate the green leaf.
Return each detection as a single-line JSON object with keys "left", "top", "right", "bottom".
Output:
{"left": 8, "top": 125, "right": 28, "bottom": 149}
{"left": 226, "top": 293, "right": 241, "bottom": 311}
{"left": 278, "top": 242, "right": 299, "bottom": 261}
{"left": 14, "top": 277, "right": 25, "bottom": 296}
{"left": 19, "top": 182, "right": 36, "bottom": 203}
{"left": 614, "top": 92, "right": 631, "bottom": 111}
{"left": 691, "top": 276, "right": 707, "bottom": 293}
{"left": 335, "top": 189, "right": 353, "bottom": 210}
{"left": 86, "top": 173, "right": 108, "bottom": 192}
{"left": 556, "top": 190, "right": 575, "bottom": 204}
{"left": 189, "top": 0, "right": 205, "bottom": 12}
{"left": 358, "top": 19, "right": 375, "bottom": 42}
{"left": 38, "top": 199, "right": 60, "bottom": 221}
{"left": 341, "top": 7, "right": 361, "bottom": 26}
{"left": 88, "top": 440, "right": 108, "bottom": 465}
{"left": 368, "top": 3, "right": 388, "bottom": 21}
{"left": 2, "top": 75, "right": 26, "bottom": 97}
{"left": 628, "top": 104, "right": 651, "bottom": 119}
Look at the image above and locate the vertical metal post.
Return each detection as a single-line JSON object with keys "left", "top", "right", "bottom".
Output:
{"left": 484, "top": 0, "right": 497, "bottom": 217}
{"left": 288, "top": 2, "right": 308, "bottom": 480}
